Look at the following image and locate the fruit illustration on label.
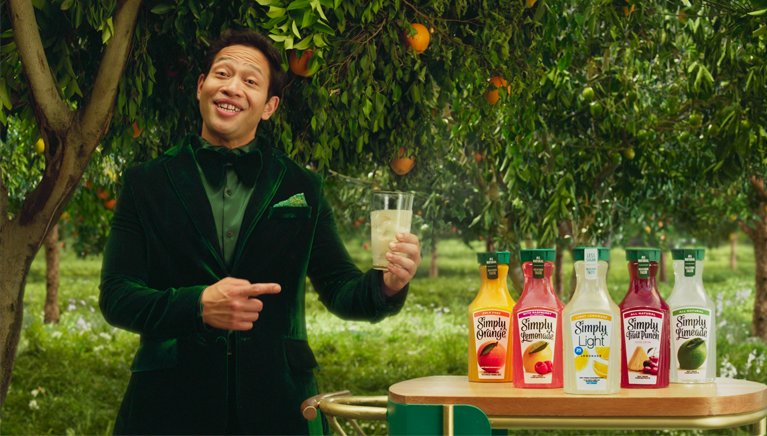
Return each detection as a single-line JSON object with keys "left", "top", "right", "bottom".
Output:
{"left": 678, "top": 338, "right": 707, "bottom": 370}
{"left": 596, "top": 347, "right": 610, "bottom": 359}
{"left": 477, "top": 341, "right": 506, "bottom": 373}
{"left": 574, "top": 348, "right": 590, "bottom": 372}
{"left": 628, "top": 346, "right": 648, "bottom": 371}
{"left": 593, "top": 361, "right": 609, "bottom": 379}
{"left": 535, "top": 361, "right": 549, "bottom": 374}
{"left": 522, "top": 341, "right": 552, "bottom": 373}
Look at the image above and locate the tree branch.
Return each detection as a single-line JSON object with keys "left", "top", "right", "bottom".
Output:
{"left": 750, "top": 176, "right": 767, "bottom": 201}
{"left": 81, "top": 0, "right": 143, "bottom": 138}
{"left": 740, "top": 220, "right": 757, "bottom": 240}
{"left": 9, "top": 0, "right": 73, "bottom": 132}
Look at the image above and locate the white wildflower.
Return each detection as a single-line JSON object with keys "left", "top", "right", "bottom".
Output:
{"left": 67, "top": 304, "right": 77, "bottom": 312}
{"left": 93, "top": 345, "right": 104, "bottom": 352}
{"left": 99, "top": 332, "right": 112, "bottom": 341}
{"left": 51, "top": 331, "right": 63, "bottom": 339}
{"left": 29, "top": 400, "right": 39, "bottom": 410}
{"left": 80, "top": 300, "right": 87, "bottom": 306}
{"left": 31, "top": 389, "right": 39, "bottom": 397}
{"left": 76, "top": 316, "right": 91, "bottom": 331}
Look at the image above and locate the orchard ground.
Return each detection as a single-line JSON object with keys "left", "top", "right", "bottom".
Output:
{"left": 1, "top": 238, "right": 765, "bottom": 435}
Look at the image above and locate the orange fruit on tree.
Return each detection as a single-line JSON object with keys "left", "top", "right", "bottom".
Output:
{"left": 678, "top": 11, "right": 687, "bottom": 23}
{"left": 104, "top": 199, "right": 116, "bottom": 210}
{"left": 390, "top": 147, "right": 415, "bottom": 175}
{"left": 623, "top": 4, "right": 636, "bottom": 16}
{"left": 527, "top": 0, "right": 538, "bottom": 7}
{"left": 485, "top": 76, "right": 510, "bottom": 105}
{"left": 403, "top": 23, "right": 430, "bottom": 54}
{"left": 289, "top": 49, "right": 315, "bottom": 77}
{"left": 132, "top": 121, "right": 143, "bottom": 138}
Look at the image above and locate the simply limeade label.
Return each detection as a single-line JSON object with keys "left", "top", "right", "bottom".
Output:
{"left": 623, "top": 309, "right": 664, "bottom": 384}
{"left": 571, "top": 313, "right": 612, "bottom": 390}
{"left": 474, "top": 310, "right": 511, "bottom": 379}
{"left": 518, "top": 309, "right": 557, "bottom": 384}
{"left": 672, "top": 308, "right": 710, "bottom": 380}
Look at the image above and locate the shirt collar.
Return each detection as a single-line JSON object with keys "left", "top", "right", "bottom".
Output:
{"left": 192, "top": 135, "right": 262, "bottom": 155}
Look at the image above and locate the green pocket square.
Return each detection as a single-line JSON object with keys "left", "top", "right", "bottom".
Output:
{"left": 274, "top": 193, "right": 307, "bottom": 207}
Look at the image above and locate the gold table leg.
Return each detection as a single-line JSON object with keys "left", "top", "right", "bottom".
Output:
{"left": 443, "top": 405, "right": 454, "bottom": 436}
{"left": 754, "top": 416, "right": 766, "bottom": 436}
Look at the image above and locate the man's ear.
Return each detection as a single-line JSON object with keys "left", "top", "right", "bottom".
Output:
{"left": 260, "top": 96, "right": 280, "bottom": 120}
{"left": 197, "top": 74, "right": 205, "bottom": 100}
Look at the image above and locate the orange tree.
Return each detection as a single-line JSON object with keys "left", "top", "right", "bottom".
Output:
{"left": 0, "top": 0, "right": 546, "bottom": 404}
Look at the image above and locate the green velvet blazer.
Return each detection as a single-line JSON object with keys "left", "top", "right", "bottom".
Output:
{"left": 99, "top": 134, "right": 407, "bottom": 435}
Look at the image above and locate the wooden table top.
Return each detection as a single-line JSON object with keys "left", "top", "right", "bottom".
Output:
{"left": 389, "top": 376, "right": 767, "bottom": 417}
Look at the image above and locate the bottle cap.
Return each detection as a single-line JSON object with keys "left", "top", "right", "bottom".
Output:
{"left": 671, "top": 248, "right": 705, "bottom": 261}
{"left": 625, "top": 248, "right": 661, "bottom": 262}
{"left": 520, "top": 249, "right": 556, "bottom": 263}
{"left": 573, "top": 247, "right": 611, "bottom": 261}
{"left": 476, "top": 251, "right": 510, "bottom": 265}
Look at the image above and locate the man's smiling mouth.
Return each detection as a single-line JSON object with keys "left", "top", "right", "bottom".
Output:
{"left": 216, "top": 102, "right": 242, "bottom": 113}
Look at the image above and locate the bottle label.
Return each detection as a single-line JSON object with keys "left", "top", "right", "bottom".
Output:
{"left": 517, "top": 309, "right": 557, "bottom": 384}
{"left": 474, "top": 310, "right": 511, "bottom": 379}
{"left": 486, "top": 258, "right": 498, "bottom": 280}
{"left": 570, "top": 313, "right": 612, "bottom": 390}
{"left": 622, "top": 309, "right": 664, "bottom": 384}
{"left": 684, "top": 255, "right": 696, "bottom": 277}
{"left": 585, "top": 249, "right": 598, "bottom": 280}
{"left": 637, "top": 257, "right": 650, "bottom": 279}
{"left": 532, "top": 257, "right": 544, "bottom": 279}
{"left": 672, "top": 307, "right": 710, "bottom": 380}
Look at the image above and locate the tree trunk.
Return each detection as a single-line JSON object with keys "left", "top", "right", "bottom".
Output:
{"left": 740, "top": 176, "right": 767, "bottom": 342}
{"left": 44, "top": 223, "right": 60, "bottom": 324}
{"left": 508, "top": 254, "right": 525, "bottom": 297}
{"left": 524, "top": 233, "right": 534, "bottom": 249}
{"left": 1, "top": 0, "right": 142, "bottom": 406}
{"left": 730, "top": 232, "right": 738, "bottom": 270}
{"left": 659, "top": 249, "right": 667, "bottom": 284}
{"left": 485, "top": 237, "right": 495, "bottom": 252}
{"left": 429, "top": 237, "right": 438, "bottom": 278}
{"left": 555, "top": 248, "right": 565, "bottom": 302}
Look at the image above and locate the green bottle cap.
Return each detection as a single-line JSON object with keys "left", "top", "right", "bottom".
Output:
{"left": 520, "top": 249, "right": 556, "bottom": 263}
{"left": 573, "top": 247, "right": 611, "bottom": 261}
{"left": 671, "top": 248, "right": 705, "bottom": 261}
{"left": 625, "top": 248, "right": 661, "bottom": 262}
{"left": 476, "top": 251, "right": 510, "bottom": 265}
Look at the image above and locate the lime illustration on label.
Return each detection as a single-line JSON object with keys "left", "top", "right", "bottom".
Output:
{"left": 518, "top": 309, "right": 557, "bottom": 384}
{"left": 571, "top": 313, "right": 612, "bottom": 390}
{"left": 672, "top": 307, "right": 710, "bottom": 380}
{"left": 623, "top": 309, "right": 664, "bottom": 384}
{"left": 474, "top": 310, "right": 511, "bottom": 379}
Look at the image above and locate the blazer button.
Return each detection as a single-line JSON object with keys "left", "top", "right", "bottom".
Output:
{"left": 226, "top": 189, "right": 233, "bottom": 196}
{"left": 226, "top": 231, "right": 233, "bottom": 238}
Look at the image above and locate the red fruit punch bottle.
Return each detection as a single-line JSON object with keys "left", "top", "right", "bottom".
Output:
{"left": 619, "top": 248, "right": 670, "bottom": 388}
{"left": 513, "top": 249, "right": 564, "bottom": 388}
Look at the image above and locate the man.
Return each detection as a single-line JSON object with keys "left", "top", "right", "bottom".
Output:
{"left": 99, "top": 29, "right": 421, "bottom": 435}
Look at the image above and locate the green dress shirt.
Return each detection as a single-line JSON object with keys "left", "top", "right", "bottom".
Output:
{"left": 192, "top": 135, "right": 260, "bottom": 270}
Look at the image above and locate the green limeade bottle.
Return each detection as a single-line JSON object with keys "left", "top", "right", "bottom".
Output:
{"left": 667, "top": 248, "right": 716, "bottom": 383}
{"left": 563, "top": 247, "right": 621, "bottom": 394}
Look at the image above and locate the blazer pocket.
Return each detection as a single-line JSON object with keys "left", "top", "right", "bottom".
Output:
{"left": 284, "top": 338, "right": 319, "bottom": 372}
{"left": 130, "top": 338, "right": 178, "bottom": 372}
{"left": 268, "top": 206, "right": 312, "bottom": 220}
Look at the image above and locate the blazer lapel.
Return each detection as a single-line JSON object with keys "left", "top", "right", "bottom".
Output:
{"left": 232, "top": 147, "right": 286, "bottom": 272}
{"left": 165, "top": 136, "right": 228, "bottom": 273}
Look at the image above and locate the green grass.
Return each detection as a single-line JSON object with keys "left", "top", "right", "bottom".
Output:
{"left": 1, "top": 239, "right": 765, "bottom": 435}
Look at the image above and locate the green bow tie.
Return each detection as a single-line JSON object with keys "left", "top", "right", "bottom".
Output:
{"left": 195, "top": 147, "right": 262, "bottom": 188}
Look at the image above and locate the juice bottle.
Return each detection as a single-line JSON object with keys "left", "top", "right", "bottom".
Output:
{"left": 667, "top": 248, "right": 716, "bottom": 383}
{"left": 619, "top": 248, "right": 670, "bottom": 389}
{"left": 564, "top": 247, "right": 621, "bottom": 394}
{"left": 513, "top": 249, "right": 564, "bottom": 388}
{"left": 468, "top": 251, "right": 516, "bottom": 383}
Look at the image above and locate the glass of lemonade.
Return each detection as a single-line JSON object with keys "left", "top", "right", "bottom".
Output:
{"left": 370, "top": 191, "right": 414, "bottom": 271}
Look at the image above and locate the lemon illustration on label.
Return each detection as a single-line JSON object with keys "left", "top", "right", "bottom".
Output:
{"left": 593, "top": 361, "right": 608, "bottom": 379}
{"left": 596, "top": 347, "right": 610, "bottom": 359}
{"left": 574, "top": 348, "right": 589, "bottom": 372}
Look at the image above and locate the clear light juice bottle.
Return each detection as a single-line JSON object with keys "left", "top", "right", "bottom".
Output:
{"left": 667, "top": 248, "right": 716, "bottom": 383}
{"left": 513, "top": 249, "right": 564, "bottom": 388}
{"left": 563, "top": 247, "right": 621, "bottom": 394}
{"left": 619, "top": 248, "right": 670, "bottom": 388}
{"left": 469, "top": 251, "right": 516, "bottom": 383}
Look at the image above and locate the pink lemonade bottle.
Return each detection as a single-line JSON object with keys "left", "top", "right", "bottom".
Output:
{"left": 513, "top": 249, "right": 564, "bottom": 388}
{"left": 619, "top": 248, "right": 670, "bottom": 388}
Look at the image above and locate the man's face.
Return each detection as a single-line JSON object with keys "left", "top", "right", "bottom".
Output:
{"left": 197, "top": 45, "right": 280, "bottom": 148}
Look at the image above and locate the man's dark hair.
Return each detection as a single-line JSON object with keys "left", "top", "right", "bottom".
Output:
{"left": 201, "top": 29, "right": 287, "bottom": 100}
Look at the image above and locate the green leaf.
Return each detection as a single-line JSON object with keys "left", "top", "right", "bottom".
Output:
{"left": 753, "top": 25, "right": 767, "bottom": 38}
{"left": 150, "top": 3, "right": 175, "bottom": 14}
{"left": 255, "top": 0, "right": 275, "bottom": 5}
{"left": 479, "top": 342, "right": 497, "bottom": 357}
{"left": 746, "top": 8, "right": 767, "bottom": 15}
{"left": 60, "top": 0, "right": 75, "bottom": 10}
{"left": 312, "top": 20, "right": 335, "bottom": 35}
{"left": 292, "top": 20, "right": 301, "bottom": 38}
{"left": 294, "top": 35, "right": 313, "bottom": 50}
{"left": 267, "top": 6, "right": 286, "bottom": 18}
{"left": 287, "top": 0, "right": 312, "bottom": 10}
{"left": 0, "top": 80, "right": 11, "bottom": 110}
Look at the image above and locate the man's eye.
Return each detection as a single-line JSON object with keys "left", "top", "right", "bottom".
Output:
{"left": 247, "top": 79, "right": 257, "bottom": 85}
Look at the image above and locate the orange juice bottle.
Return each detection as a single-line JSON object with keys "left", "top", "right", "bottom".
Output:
{"left": 469, "top": 252, "right": 516, "bottom": 383}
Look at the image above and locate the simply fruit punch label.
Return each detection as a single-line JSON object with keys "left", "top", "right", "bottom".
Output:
{"left": 474, "top": 310, "right": 511, "bottom": 379}
{"left": 672, "top": 307, "right": 710, "bottom": 380}
{"left": 623, "top": 309, "right": 664, "bottom": 385}
{"left": 518, "top": 309, "right": 557, "bottom": 384}
{"left": 570, "top": 313, "right": 612, "bottom": 390}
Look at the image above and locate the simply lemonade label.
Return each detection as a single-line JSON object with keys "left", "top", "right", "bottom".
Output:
{"left": 474, "top": 310, "right": 511, "bottom": 379}
{"left": 672, "top": 307, "right": 710, "bottom": 380}
{"left": 518, "top": 309, "right": 557, "bottom": 384}
{"left": 623, "top": 309, "right": 664, "bottom": 385}
{"left": 570, "top": 313, "right": 612, "bottom": 391}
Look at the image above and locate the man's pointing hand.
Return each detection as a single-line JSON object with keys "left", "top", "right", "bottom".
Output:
{"left": 201, "top": 277, "right": 281, "bottom": 330}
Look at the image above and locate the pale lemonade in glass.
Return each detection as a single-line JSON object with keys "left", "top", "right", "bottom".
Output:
{"left": 370, "top": 192, "right": 413, "bottom": 271}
